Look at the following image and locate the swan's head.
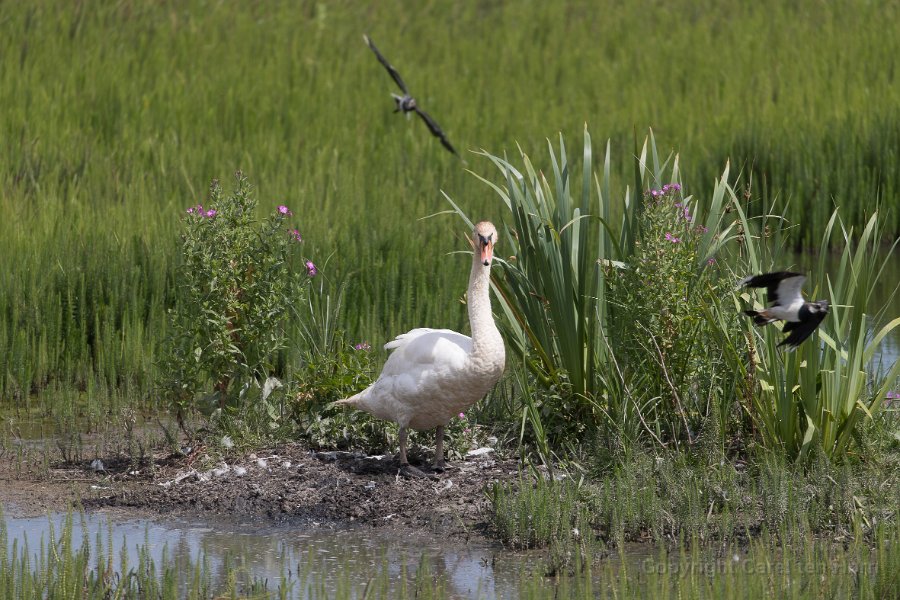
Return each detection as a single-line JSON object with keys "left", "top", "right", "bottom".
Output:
{"left": 473, "top": 221, "right": 498, "bottom": 267}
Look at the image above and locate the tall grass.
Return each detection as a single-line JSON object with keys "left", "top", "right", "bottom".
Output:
{"left": 1, "top": 0, "right": 898, "bottom": 421}
{"left": 6, "top": 505, "right": 898, "bottom": 599}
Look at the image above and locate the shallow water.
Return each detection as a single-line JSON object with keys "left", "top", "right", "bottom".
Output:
{"left": 1, "top": 507, "right": 557, "bottom": 599}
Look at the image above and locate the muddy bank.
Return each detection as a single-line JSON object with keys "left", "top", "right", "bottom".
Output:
{"left": 1, "top": 442, "right": 522, "bottom": 539}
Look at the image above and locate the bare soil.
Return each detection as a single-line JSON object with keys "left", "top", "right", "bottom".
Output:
{"left": 0, "top": 442, "right": 522, "bottom": 540}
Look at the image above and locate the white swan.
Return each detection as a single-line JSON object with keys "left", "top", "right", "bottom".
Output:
{"left": 334, "top": 221, "right": 506, "bottom": 477}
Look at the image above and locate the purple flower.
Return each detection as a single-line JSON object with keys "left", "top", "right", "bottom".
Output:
{"left": 458, "top": 412, "right": 466, "bottom": 419}
{"left": 289, "top": 229, "right": 302, "bottom": 242}
{"left": 277, "top": 205, "right": 293, "bottom": 216}
{"left": 205, "top": 209, "right": 217, "bottom": 218}
{"left": 186, "top": 204, "right": 203, "bottom": 215}
{"left": 354, "top": 342, "right": 371, "bottom": 351}
{"left": 662, "top": 184, "right": 670, "bottom": 193}
{"left": 887, "top": 391, "right": 900, "bottom": 399}
{"left": 664, "top": 232, "right": 681, "bottom": 243}
{"left": 305, "top": 260, "right": 318, "bottom": 277}
{"left": 707, "top": 257, "right": 716, "bottom": 265}
{"left": 671, "top": 183, "right": 682, "bottom": 192}
{"left": 651, "top": 189, "right": 660, "bottom": 197}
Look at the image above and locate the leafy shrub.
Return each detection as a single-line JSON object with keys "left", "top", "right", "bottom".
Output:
{"left": 159, "top": 172, "right": 314, "bottom": 431}
{"left": 289, "top": 333, "right": 389, "bottom": 452}
{"left": 609, "top": 183, "right": 741, "bottom": 449}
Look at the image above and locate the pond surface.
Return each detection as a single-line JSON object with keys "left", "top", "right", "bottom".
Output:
{"left": 1, "top": 506, "right": 562, "bottom": 599}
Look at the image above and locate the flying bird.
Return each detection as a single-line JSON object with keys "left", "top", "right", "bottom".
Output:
{"left": 738, "top": 271, "right": 829, "bottom": 349}
{"left": 333, "top": 222, "right": 506, "bottom": 478}
{"left": 363, "top": 34, "right": 459, "bottom": 157}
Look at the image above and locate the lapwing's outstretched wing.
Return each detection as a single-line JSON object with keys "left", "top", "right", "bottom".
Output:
{"left": 363, "top": 34, "right": 408, "bottom": 94}
{"left": 413, "top": 107, "right": 458, "bottom": 156}
{"left": 778, "top": 308, "right": 828, "bottom": 349}
{"left": 739, "top": 271, "right": 829, "bottom": 350}
{"left": 739, "top": 271, "right": 804, "bottom": 306}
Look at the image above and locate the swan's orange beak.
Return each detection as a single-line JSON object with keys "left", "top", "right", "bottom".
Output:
{"left": 479, "top": 237, "right": 494, "bottom": 266}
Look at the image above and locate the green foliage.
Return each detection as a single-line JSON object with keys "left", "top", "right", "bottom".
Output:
{"left": 449, "top": 130, "right": 742, "bottom": 455}
{"left": 289, "top": 333, "right": 390, "bottom": 453}
{"left": 608, "top": 182, "right": 742, "bottom": 449}
{"left": 447, "top": 129, "right": 616, "bottom": 443}
{"left": 490, "top": 474, "right": 595, "bottom": 573}
{"left": 159, "top": 172, "right": 312, "bottom": 429}
{"left": 2, "top": 0, "right": 900, "bottom": 423}
{"left": 5, "top": 504, "right": 899, "bottom": 599}
{"left": 491, "top": 447, "right": 899, "bottom": 556}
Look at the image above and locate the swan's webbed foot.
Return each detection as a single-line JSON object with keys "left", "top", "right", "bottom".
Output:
{"left": 400, "top": 463, "right": 431, "bottom": 479}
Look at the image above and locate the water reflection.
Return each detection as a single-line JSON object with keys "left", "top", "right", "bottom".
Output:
{"left": 1, "top": 508, "right": 546, "bottom": 599}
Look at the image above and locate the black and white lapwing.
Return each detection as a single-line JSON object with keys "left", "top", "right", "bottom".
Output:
{"left": 738, "top": 271, "right": 829, "bottom": 349}
{"left": 363, "top": 34, "right": 459, "bottom": 157}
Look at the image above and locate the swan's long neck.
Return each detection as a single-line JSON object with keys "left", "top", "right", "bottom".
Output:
{"left": 467, "top": 254, "right": 502, "bottom": 358}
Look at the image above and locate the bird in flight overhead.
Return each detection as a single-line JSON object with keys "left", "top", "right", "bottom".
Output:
{"left": 363, "top": 34, "right": 459, "bottom": 157}
{"left": 738, "top": 271, "right": 830, "bottom": 349}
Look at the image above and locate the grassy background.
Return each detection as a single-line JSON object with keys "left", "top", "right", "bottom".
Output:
{"left": 1, "top": 0, "right": 898, "bottom": 415}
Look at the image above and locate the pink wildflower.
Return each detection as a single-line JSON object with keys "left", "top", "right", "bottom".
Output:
{"left": 290, "top": 229, "right": 302, "bottom": 242}
{"left": 305, "top": 260, "right": 318, "bottom": 277}
{"left": 277, "top": 205, "right": 293, "bottom": 216}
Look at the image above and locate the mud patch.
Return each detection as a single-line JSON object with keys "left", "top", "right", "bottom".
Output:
{"left": 2, "top": 443, "right": 523, "bottom": 539}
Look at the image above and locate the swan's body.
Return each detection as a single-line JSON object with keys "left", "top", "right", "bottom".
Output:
{"left": 334, "top": 221, "right": 505, "bottom": 475}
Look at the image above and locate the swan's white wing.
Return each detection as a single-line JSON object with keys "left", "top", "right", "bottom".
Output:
{"left": 351, "top": 328, "right": 472, "bottom": 427}
{"left": 381, "top": 328, "right": 471, "bottom": 376}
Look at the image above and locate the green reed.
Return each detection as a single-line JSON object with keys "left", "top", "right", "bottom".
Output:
{"left": 5, "top": 504, "right": 897, "bottom": 599}
{"left": 1, "top": 0, "right": 898, "bottom": 421}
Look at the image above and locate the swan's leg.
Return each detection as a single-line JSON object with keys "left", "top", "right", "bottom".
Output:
{"left": 398, "top": 426, "right": 410, "bottom": 465}
{"left": 432, "top": 425, "right": 446, "bottom": 472}
{"left": 398, "top": 426, "right": 428, "bottom": 478}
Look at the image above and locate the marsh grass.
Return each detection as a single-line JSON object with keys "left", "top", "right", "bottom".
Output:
{"left": 2, "top": 0, "right": 899, "bottom": 421}
{"left": 8, "top": 504, "right": 896, "bottom": 599}
{"left": 491, "top": 443, "right": 899, "bottom": 567}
